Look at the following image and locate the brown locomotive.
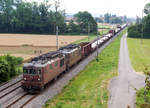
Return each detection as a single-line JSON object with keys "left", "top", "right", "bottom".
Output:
{"left": 22, "top": 51, "right": 66, "bottom": 92}
{"left": 59, "top": 44, "right": 82, "bottom": 70}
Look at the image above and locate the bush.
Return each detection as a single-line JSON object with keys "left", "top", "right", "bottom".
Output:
{"left": 0, "top": 58, "right": 10, "bottom": 82}
{"left": 128, "top": 25, "right": 141, "bottom": 38}
{"left": 136, "top": 68, "right": 150, "bottom": 108}
{"left": 15, "top": 57, "right": 24, "bottom": 65}
{"left": 0, "top": 55, "right": 23, "bottom": 83}
{"left": 128, "top": 14, "right": 150, "bottom": 38}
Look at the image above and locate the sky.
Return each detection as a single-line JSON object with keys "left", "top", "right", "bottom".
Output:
{"left": 27, "top": 0, "right": 150, "bottom": 18}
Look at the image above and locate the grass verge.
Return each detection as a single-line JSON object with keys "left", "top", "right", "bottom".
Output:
{"left": 127, "top": 38, "right": 150, "bottom": 72}
{"left": 99, "top": 30, "right": 109, "bottom": 35}
{"left": 136, "top": 88, "right": 150, "bottom": 108}
{"left": 127, "top": 36, "right": 150, "bottom": 108}
{"left": 136, "top": 68, "right": 150, "bottom": 108}
{"left": 44, "top": 30, "right": 127, "bottom": 108}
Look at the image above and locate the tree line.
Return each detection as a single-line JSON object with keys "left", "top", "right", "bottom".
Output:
{"left": 0, "top": 0, "right": 97, "bottom": 34}
{"left": 128, "top": 3, "right": 150, "bottom": 38}
{"left": 0, "top": 55, "right": 23, "bottom": 83}
{"left": 104, "top": 13, "right": 127, "bottom": 24}
{"left": 95, "top": 13, "right": 127, "bottom": 24}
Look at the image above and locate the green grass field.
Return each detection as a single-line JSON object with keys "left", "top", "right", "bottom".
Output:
{"left": 100, "top": 29, "right": 109, "bottom": 35}
{"left": 98, "top": 24, "right": 111, "bottom": 29}
{"left": 74, "top": 35, "right": 97, "bottom": 44}
{"left": 44, "top": 29, "right": 127, "bottom": 108}
{"left": 74, "top": 30, "right": 109, "bottom": 44}
{"left": 127, "top": 37, "right": 150, "bottom": 108}
{"left": 127, "top": 38, "right": 150, "bottom": 72}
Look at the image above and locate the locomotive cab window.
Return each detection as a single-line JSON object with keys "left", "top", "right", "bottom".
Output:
{"left": 23, "top": 69, "right": 28, "bottom": 74}
{"left": 29, "top": 69, "right": 36, "bottom": 75}
{"left": 33, "top": 69, "right": 36, "bottom": 74}
{"left": 38, "top": 69, "right": 41, "bottom": 74}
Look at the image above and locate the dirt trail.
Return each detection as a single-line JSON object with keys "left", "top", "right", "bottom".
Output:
{"left": 108, "top": 33, "right": 145, "bottom": 108}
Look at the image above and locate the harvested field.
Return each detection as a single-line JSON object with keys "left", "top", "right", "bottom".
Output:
{"left": 0, "top": 46, "right": 54, "bottom": 60}
{"left": 0, "top": 34, "right": 87, "bottom": 46}
{"left": 0, "top": 46, "right": 56, "bottom": 54}
{"left": 0, "top": 46, "right": 53, "bottom": 61}
{"left": 0, "top": 34, "right": 87, "bottom": 60}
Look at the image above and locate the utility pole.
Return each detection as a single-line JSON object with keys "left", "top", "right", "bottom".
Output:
{"left": 102, "top": 20, "right": 104, "bottom": 36}
{"left": 88, "top": 22, "right": 90, "bottom": 42}
{"left": 56, "top": 26, "right": 59, "bottom": 50}
{"left": 141, "top": 9, "right": 144, "bottom": 44}
{"left": 54, "top": 0, "right": 60, "bottom": 51}
{"left": 96, "top": 26, "right": 99, "bottom": 62}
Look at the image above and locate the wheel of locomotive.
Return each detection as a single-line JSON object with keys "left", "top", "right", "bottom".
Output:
{"left": 22, "top": 86, "right": 27, "bottom": 92}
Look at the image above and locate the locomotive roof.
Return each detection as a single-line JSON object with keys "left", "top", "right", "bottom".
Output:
{"left": 59, "top": 44, "right": 80, "bottom": 54}
{"left": 24, "top": 51, "right": 62, "bottom": 68}
{"left": 59, "top": 44, "right": 79, "bottom": 50}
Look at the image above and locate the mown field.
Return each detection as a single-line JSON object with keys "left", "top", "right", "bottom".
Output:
{"left": 127, "top": 37, "right": 150, "bottom": 108}
{"left": 97, "top": 23, "right": 114, "bottom": 29}
{"left": 74, "top": 35, "right": 97, "bottom": 44}
{"left": 44, "top": 29, "right": 126, "bottom": 108}
{"left": 127, "top": 38, "right": 150, "bottom": 72}
{"left": 98, "top": 23, "right": 115, "bottom": 36}
{"left": 0, "top": 46, "right": 55, "bottom": 60}
{"left": 0, "top": 34, "right": 87, "bottom": 60}
{"left": 74, "top": 30, "right": 110, "bottom": 44}
{"left": 0, "top": 34, "right": 87, "bottom": 46}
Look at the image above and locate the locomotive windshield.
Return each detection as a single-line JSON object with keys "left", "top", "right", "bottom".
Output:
{"left": 23, "top": 68, "right": 41, "bottom": 75}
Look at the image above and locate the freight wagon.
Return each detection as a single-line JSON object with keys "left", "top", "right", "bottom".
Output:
{"left": 80, "top": 42, "right": 92, "bottom": 58}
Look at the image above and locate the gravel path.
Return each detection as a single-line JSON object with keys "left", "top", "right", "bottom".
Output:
{"left": 24, "top": 30, "right": 122, "bottom": 108}
{"left": 108, "top": 33, "right": 145, "bottom": 108}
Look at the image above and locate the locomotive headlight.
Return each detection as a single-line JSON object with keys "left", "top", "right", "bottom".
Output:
{"left": 24, "top": 78, "right": 26, "bottom": 80}
{"left": 38, "top": 78, "right": 40, "bottom": 81}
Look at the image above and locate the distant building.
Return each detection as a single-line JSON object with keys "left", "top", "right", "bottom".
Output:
{"left": 65, "top": 14, "right": 77, "bottom": 22}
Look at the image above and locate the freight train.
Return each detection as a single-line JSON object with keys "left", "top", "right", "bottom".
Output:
{"left": 22, "top": 24, "right": 127, "bottom": 93}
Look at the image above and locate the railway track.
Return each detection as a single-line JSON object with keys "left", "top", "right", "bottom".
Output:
{"left": 0, "top": 85, "right": 22, "bottom": 99}
{"left": 0, "top": 76, "right": 23, "bottom": 108}
{"left": 0, "top": 73, "right": 38, "bottom": 108}
{"left": 0, "top": 75, "right": 22, "bottom": 86}
{"left": 5, "top": 94, "right": 38, "bottom": 108}
{"left": 0, "top": 79, "right": 22, "bottom": 93}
